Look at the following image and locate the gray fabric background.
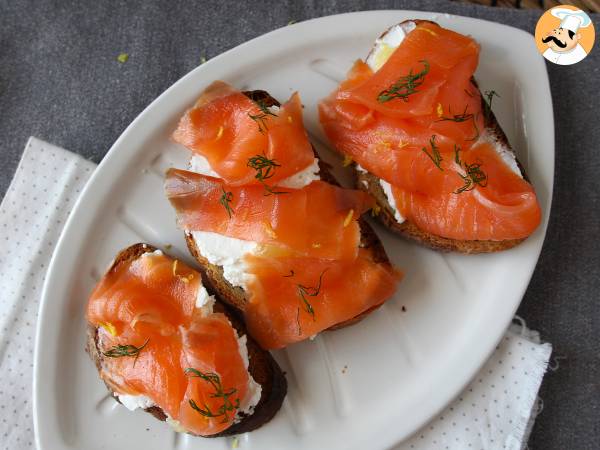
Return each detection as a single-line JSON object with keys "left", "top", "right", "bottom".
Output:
{"left": 0, "top": 0, "right": 598, "bottom": 449}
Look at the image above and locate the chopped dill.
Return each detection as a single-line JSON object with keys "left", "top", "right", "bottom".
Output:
{"left": 247, "top": 153, "right": 289, "bottom": 195}
{"left": 219, "top": 187, "right": 234, "bottom": 218}
{"left": 185, "top": 368, "right": 240, "bottom": 424}
{"left": 438, "top": 104, "right": 479, "bottom": 141}
{"left": 248, "top": 98, "right": 278, "bottom": 133}
{"left": 483, "top": 90, "right": 500, "bottom": 122}
{"left": 436, "top": 105, "right": 474, "bottom": 123}
{"left": 377, "top": 60, "right": 430, "bottom": 103}
{"left": 453, "top": 147, "right": 488, "bottom": 194}
{"left": 102, "top": 338, "right": 149, "bottom": 367}
{"left": 421, "top": 135, "right": 443, "bottom": 171}
{"left": 296, "top": 269, "right": 328, "bottom": 321}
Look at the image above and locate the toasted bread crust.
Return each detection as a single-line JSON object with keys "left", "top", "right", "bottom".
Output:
{"left": 355, "top": 169, "right": 525, "bottom": 253}
{"left": 185, "top": 214, "right": 386, "bottom": 331}
{"left": 354, "top": 19, "right": 528, "bottom": 254}
{"left": 184, "top": 90, "right": 393, "bottom": 331}
{"left": 85, "top": 243, "right": 287, "bottom": 437}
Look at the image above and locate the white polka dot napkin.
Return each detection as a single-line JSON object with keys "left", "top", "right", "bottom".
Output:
{"left": 396, "top": 321, "right": 551, "bottom": 450}
{"left": 0, "top": 137, "right": 94, "bottom": 450}
{"left": 0, "top": 137, "right": 552, "bottom": 450}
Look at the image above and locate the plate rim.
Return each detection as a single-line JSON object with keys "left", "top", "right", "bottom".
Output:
{"left": 33, "top": 9, "right": 554, "bottom": 450}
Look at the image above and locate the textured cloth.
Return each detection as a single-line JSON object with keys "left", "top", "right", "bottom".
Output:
{"left": 398, "top": 323, "right": 551, "bottom": 450}
{"left": 0, "top": 138, "right": 95, "bottom": 450}
{"left": 0, "top": 138, "right": 551, "bottom": 450}
{"left": 0, "top": 1, "right": 598, "bottom": 449}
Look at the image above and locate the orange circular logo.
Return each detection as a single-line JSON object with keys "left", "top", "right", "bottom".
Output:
{"left": 535, "top": 5, "right": 595, "bottom": 65}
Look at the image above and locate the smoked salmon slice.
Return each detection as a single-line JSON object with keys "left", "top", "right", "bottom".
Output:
{"left": 87, "top": 250, "right": 252, "bottom": 436}
{"left": 392, "top": 142, "right": 541, "bottom": 240}
{"left": 167, "top": 82, "right": 402, "bottom": 349}
{"left": 172, "top": 81, "right": 315, "bottom": 186}
{"left": 244, "top": 249, "right": 401, "bottom": 349}
{"left": 319, "top": 21, "right": 541, "bottom": 242}
{"left": 164, "top": 168, "right": 374, "bottom": 260}
{"left": 344, "top": 22, "right": 479, "bottom": 119}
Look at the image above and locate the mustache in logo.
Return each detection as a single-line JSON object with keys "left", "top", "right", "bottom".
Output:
{"left": 542, "top": 35, "right": 567, "bottom": 48}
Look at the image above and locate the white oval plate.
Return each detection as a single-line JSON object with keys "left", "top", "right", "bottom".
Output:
{"left": 33, "top": 10, "right": 553, "bottom": 450}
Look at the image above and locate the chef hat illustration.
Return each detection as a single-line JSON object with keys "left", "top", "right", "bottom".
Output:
{"left": 551, "top": 7, "right": 592, "bottom": 34}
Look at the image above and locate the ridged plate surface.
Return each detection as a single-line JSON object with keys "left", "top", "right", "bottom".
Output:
{"left": 33, "top": 10, "right": 553, "bottom": 450}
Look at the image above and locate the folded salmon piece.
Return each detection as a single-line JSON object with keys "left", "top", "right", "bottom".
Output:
{"left": 167, "top": 83, "right": 402, "bottom": 349}
{"left": 87, "top": 249, "right": 252, "bottom": 436}
{"left": 173, "top": 81, "right": 314, "bottom": 186}
{"left": 319, "top": 21, "right": 541, "bottom": 242}
{"left": 244, "top": 249, "right": 401, "bottom": 349}
{"left": 165, "top": 168, "right": 374, "bottom": 261}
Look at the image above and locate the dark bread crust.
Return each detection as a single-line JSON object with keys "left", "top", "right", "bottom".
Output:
{"left": 85, "top": 243, "right": 287, "bottom": 437}
{"left": 185, "top": 90, "right": 394, "bottom": 331}
{"left": 185, "top": 214, "right": 386, "bottom": 332}
{"left": 356, "top": 19, "right": 529, "bottom": 254}
{"left": 355, "top": 169, "right": 524, "bottom": 253}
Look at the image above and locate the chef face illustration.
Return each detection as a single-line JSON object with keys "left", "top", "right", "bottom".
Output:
{"left": 542, "top": 26, "right": 580, "bottom": 53}
{"left": 536, "top": 6, "right": 594, "bottom": 66}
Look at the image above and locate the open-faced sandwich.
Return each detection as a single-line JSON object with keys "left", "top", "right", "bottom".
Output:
{"left": 86, "top": 243, "right": 286, "bottom": 436}
{"left": 165, "top": 82, "right": 402, "bottom": 349}
{"left": 319, "top": 20, "right": 542, "bottom": 253}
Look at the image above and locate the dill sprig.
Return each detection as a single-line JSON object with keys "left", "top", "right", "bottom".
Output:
{"left": 296, "top": 269, "right": 328, "bottom": 321}
{"left": 247, "top": 153, "right": 289, "bottom": 196}
{"left": 296, "top": 307, "right": 302, "bottom": 336}
{"left": 248, "top": 99, "right": 278, "bottom": 133}
{"left": 248, "top": 113, "right": 273, "bottom": 134}
{"left": 465, "top": 114, "right": 480, "bottom": 142}
{"left": 421, "top": 135, "right": 443, "bottom": 171}
{"left": 454, "top": 162, "right": 487, "bottom": 194}
{"left": 247, "top": 154, "right": 280, "bottom": 181}
{"left": 438, "top": 104, "right": 480, "bottom": 141}
{"left": 483, "top": 90, "right": 500, "bottom": 122}
{"left": 377, "top": 60, "right": 430, "bottom": 103}
{"left": 185, "top": 368, "right": 240, "bottom": 424}
{"left": 102, "top": 338, "right": 149, "bottom": 367}
{"left": 219, "top": 187, "right": 234, "bottom": 218}
{"left": 453, "top": 147, "right": 488, "bottom": 194}
{"left": 454, "top": 144, "right": 461, "bottom": 164}
{"left": 261, "top": 184, "right": 289, "bottom": 196}
{"left": 436, "top": 105, "right": 474, "bottom": 123}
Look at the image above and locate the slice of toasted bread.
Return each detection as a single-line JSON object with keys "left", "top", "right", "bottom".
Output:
{"left": 184, "top": 89, "right": 392, "bottom": 331}
{"left": 354, "top": 19, "right": 530, "bottom": 254}
{"left": 85, "top": 243, "right": 287, "bottom": 437}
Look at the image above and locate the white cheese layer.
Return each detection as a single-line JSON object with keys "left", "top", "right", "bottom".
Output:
{"left": 362, "top": 21, "right": 523, "bottom": 223}
{"left": 188, "top": 154, "right": 220, "bottom": 178}
{"left": 482, "top": 134, "right": 522, "bottom": 177}
{"left": 190, "top": 230, "right": 258, "bottom": 291}
{"left": 379, "top": 179, "right": 405, "bottom": 223}
{"left": 140, "top": 249, "right": 164, "bottom": 257}
{"left": 356, "top": 165, "right": 406, "bottom": 223}
{"left": 115, "top": 287, "right": 261, "bottom": 427}
{"left": 366, "top": 21, "right": 416, "bottom": 72}
{"left": 116, "top": 393, "right": 155, "bottom": 411}
{"left": 195, "top": 284, "right": 211, "bottom": 308}
{"left": 188, "top": 154, "right": 320, "bottom": 189}
{"left": 234, "top": 333, "right": 262, "bottom": 421}
{"left": 277, "top": 158, "right": 320, "bottom": 188}
{"left": 187, "top": 154, "right": 320, "bottom": 290}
